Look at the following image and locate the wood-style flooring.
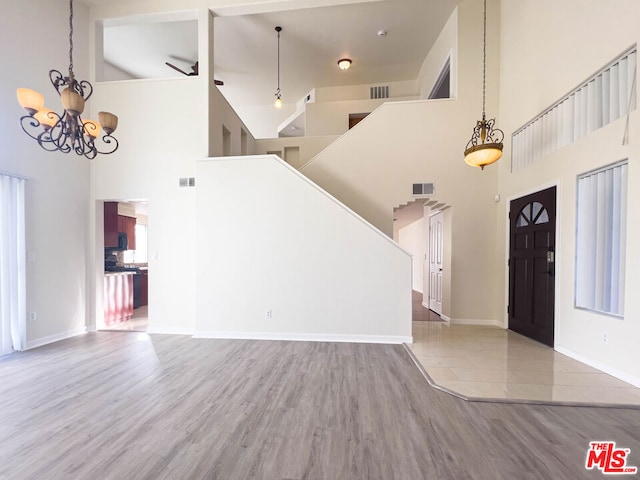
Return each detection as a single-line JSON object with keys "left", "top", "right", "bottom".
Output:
{"left": 1, "top": 333, "right": 640, "bottom": 479}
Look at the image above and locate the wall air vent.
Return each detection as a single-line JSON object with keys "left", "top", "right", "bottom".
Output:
{"left": 412, "top": 183, "right": 435, "bottom": 196}
{"left": 370, "top": 85, "right": 390, "bottom": 99}
{"left": 179, "top": 177, "right": 196, "bottom": 188}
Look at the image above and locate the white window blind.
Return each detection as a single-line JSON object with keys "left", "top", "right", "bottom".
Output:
{"left": 575, "top": 161, "right": 627, "bottom": 316}
{"left": 0, "top": 174, "right": 27, "bottom": 354}
{"left": 512, "top": 48, "right": 637, "bottom": 171}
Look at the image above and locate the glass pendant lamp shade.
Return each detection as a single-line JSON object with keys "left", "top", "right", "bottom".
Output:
{"left": 82, "top": 119, "right": 101, "bottom": 138}
{"left": 17, "top": 88, "right": 44, "bottom": 114}
{"left": 33, "top": 108, "right": 58, "bottom": 129}
{"left": 98, "top": 111, "right": 118, "bottom": 135}
{"left": 60, "top": 87, "right": 85, "bottom": 115}
{"left": 464, "top": 115, "right": 503, "bottom": 169}
{"left": 464, "top": 143, "right": 503, "bottom": 169}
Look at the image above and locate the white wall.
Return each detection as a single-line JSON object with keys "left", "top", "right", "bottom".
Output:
{"left": 398, "top": 218, "right": 426, "bottom": 293}
{"left": 498, "top": 0, "right": 640, "bottom": 385}
{"left": 314, "top": 80, "right": 419, "bottom": 103}
{"left": 305, "top": 97, "right": 417, "bottom": 136}
{"left": 0, "top": 0, "right": 92, "bottom": 347}
{"left": 195, "top": 155, "right": 412, "bottom": 343}
{"left": 235, "top": 103, "right": 298, "bottom": 139}
{"left": 90, "top": 74, "right": 205, "bottom": 334}
{"left": 88, "top": 7, "right": 260, "bottom": 334}
{"left": 211, "top": 87, "right": 257, "bottom": 157}
{"left": 254, "top": 135, "right": 339, "bottom": 169}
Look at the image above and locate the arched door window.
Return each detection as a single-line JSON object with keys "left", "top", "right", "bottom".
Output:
{"left": 515, "top": 201, "right": 549, "bottom": 227}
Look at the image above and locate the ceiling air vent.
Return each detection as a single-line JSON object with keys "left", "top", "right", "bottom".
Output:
{"left": 370, "top": 85, "right": 390, "bottom": 99}
{"left": 412, "top": 183, "right": 435, "bottom": 196}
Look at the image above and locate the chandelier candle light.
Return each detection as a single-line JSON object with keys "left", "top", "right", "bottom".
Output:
{"left": 17, "top": 0, "right": 118, "bottom": 159}
{"left": 463, "top": 0, "right": 503, "bottom": 170}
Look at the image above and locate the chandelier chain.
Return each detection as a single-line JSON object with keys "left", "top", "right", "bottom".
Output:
{"left": 482, "top": 0, "right": 487, "bottom": 118}
{"left": 68, "top": 0, "right": 74, "bottom": 75}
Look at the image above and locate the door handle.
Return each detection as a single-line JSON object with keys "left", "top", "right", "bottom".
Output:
{"left": 545, "top": 247, "right": 555, "bottom": 276}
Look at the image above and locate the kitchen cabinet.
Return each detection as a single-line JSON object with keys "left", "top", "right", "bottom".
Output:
{"left": 118, "top": 215, "right": 136, "bottom": 250}
{"left": 104, "top": 272, "right": 134, "bottom": 324}
{"left": 104, "top": 202, "right": 119, "bottom": 248}
{"left": 141, "top": 271, "right": 148, "bottom": 306}
{"left": 134, "top": 271, "right": 149, "bottom": 308}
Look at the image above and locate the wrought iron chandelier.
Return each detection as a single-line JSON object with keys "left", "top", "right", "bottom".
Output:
{"left": 463, "top": 0, "right": 503, "bottom": 170}
{"left": 274, "top": 26, "right": 283, "bottom": 108}
{"left": 17, "top": 0, "right": 119, "bottom": 159}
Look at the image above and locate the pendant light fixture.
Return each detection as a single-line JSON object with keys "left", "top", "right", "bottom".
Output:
{"left": 463, "top": 0, "right": 503, "bottom": 170}
{"left": 17, "top": 0, "right": 119, "bottom": 159}
{"left": 274, "top": 26, "right": 283, "bottom": 108}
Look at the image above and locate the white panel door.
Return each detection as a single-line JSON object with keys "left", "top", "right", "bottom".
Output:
{"left": 429, "top": 212, "right": 443, "bottom": 314}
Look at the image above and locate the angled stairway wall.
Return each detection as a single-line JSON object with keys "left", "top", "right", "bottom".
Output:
{"left": 194, "top": 155, "right": 412, "bottom": 343}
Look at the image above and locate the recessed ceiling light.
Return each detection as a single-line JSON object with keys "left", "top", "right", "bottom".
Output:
{"left": 377, "top": 30, "right": 387, "bottom": 37}
{"left": 337, "top": 58, "right": 352, "bottom": 70}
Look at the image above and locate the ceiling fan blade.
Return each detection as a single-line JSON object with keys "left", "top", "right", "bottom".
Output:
{"left": 165, "top": 62, "right": 189, "bottom": 76}
{"left": 167, "top": 61, "right": 223, "bottom": 85}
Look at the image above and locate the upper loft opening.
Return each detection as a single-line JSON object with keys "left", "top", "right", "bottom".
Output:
{"left": 96, "top": 13, "right": 198, "bottom": 82}
{"left": 428, "top": 57, "right": 451, "bottom": 99}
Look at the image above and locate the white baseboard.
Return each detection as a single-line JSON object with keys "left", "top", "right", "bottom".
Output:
{"left": 146, "top": 326, "right": 195, "bottom": 336}
{"left": 26, "top": 327, "right": 87, "bottom": 350}
{"left": 194, "top": 330, "right": 412, "bottom": 345}
{"left": 555, "top": 345, "right": 640, "bottom": 388}
{"left": 440, "top": 314, "right": 451, "bottom": 322}
{"left": 449, "top": 318, "right": 503, "bottom": 327}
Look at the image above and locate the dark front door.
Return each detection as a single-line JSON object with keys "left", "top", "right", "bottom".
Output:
{"left": 508, "top": 186, "right": 556, "bottom": 346}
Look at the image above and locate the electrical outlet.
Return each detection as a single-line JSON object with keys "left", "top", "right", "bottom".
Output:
{"left": 603, "top": 332, "right": 608, "bottom": 344}
{"left": 28, "top": 312, "right": 36, "bottom": 322}
{"left": 265, "top": 309, "right": 272, "bottom": 319}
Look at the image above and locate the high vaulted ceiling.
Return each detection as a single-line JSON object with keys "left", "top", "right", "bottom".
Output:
{"left": 90, "top": 0, "right": 459, "bottom": 136}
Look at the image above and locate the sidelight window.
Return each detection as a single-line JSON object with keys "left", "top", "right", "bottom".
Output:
{"left": 575, "top": 160, "right": 628, "bottom": 316}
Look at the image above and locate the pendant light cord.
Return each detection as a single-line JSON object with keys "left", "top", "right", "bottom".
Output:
{"left": 68, "top": 0, "right": 74, "bottom": 76}
{"left": 482, "top": 0, "right": 487, "bottom": 120}
{"left": 277, "top": 28, "right": 281, "bottom": 92}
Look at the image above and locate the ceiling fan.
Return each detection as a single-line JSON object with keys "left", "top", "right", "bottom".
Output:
{"left": 165, "top": 61, "right": 224, "bottom": 86}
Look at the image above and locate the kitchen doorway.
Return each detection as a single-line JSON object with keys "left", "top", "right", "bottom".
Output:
{"left": 100, "top": 200, "right": 149, "bottom": 332}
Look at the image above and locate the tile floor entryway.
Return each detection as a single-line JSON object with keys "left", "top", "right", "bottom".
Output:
{"left": 408, "top": 292, "right": 640, "bottom": 407}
